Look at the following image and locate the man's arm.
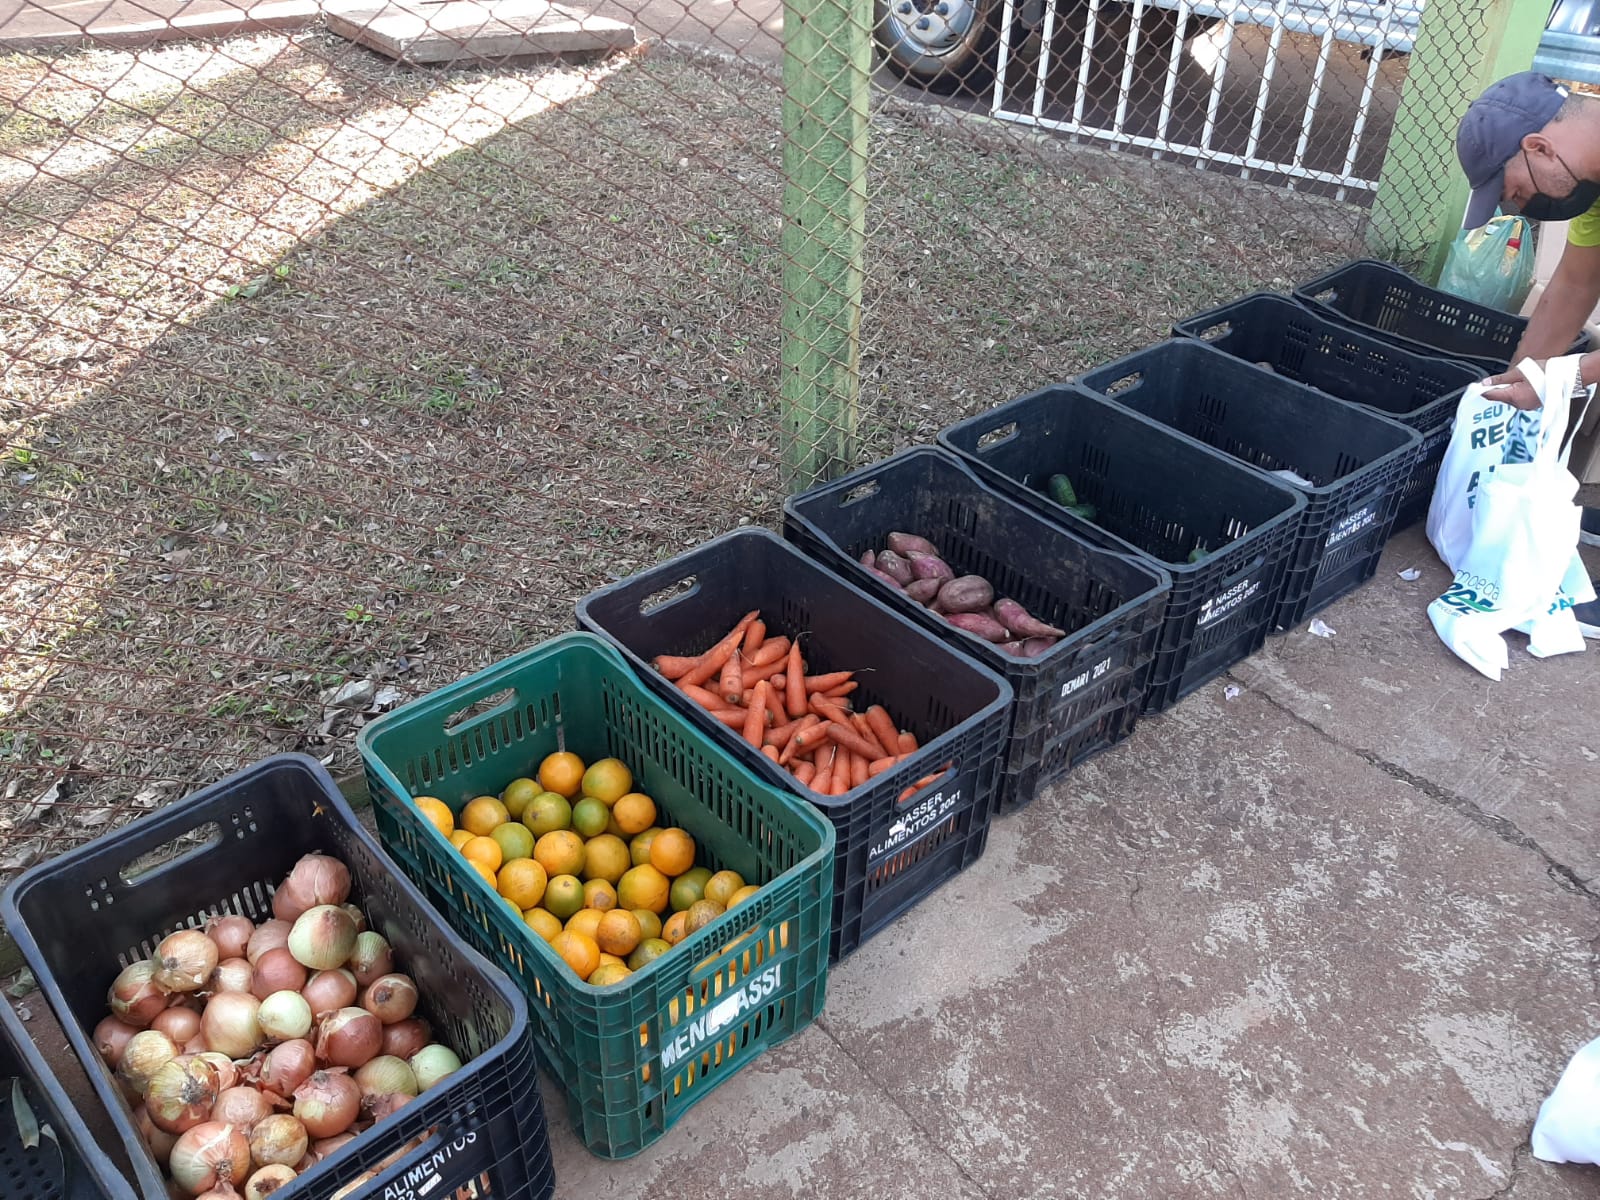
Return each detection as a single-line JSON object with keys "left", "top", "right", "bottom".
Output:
{"left": 1514, "top": 239, "right": 1600, "bottom": 361}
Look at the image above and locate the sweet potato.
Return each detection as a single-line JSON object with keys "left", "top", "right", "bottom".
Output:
{"left": 905, "top": 579, "right": 942, "bottom": 605}
{"left": 874, "top": 549, "right": 915, "bottom": 586}
{"left": 936, "top": 575, "right": 994, "bottom": 613}
{"left": 1021, "top": 636, "right": 1060, "bottom": 656}
{"left": 993, "top": 597, "right": 1066, "bottom": 640}
{"left": 887, "top": 532, "right": 939, "bottom": 556}
{"left": 859, "top": 548, "right": 877, "bottom": 569}
{"left": 908, "top": 554, "right": 955, "bottom": 583}
{"left": 866, "top": 566, "right": 906, "bottom": 591}
{"left": 997, "top": 641, "right": 1029, "bottom": 656}
{"left": 946, "top": 611, "right": 1009, "bottom": 642}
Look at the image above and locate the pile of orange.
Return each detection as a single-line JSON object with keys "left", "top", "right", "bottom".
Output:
{"left": 413, "top": 751, "right": 758, "bottom": 986}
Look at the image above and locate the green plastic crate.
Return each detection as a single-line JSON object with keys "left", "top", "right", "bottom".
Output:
{"left": 358, "top": 633, "right": 834, "bottom": 1159}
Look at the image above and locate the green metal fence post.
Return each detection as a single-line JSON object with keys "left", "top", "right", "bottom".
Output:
{"left": 779, "top": 0, "right": 870, "bottom": 489}
{"left": 1366, "top": 0, "right": 1546, "bottom": 281}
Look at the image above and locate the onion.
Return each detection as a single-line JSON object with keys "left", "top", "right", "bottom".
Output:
{"left": 408, "top": 1044, "right": 462, "bottom": 1093}
{"left": 212, "top": 1086, "right": 272, "bottom": 1132}
{"left": 248, "top": 1113, "right": 308, "bottom": 1169}
{"left": 152, "top": 1006, "right": 203, "bottom": 1045}
{"left": 119, "top": 1029, "right": 179, "bottom": 1097}
{"left": 316, "top": 1007, "right": 381, "bottom": 1069}
{"left": 169, "top": 1121, "right": 251, "bottom": 1195}
{"left": 347, "top": 932, "right": 393, "bottom": 987}
{"left": 309, "top": 1133, "right": 356, "bottom": 1162}
{"left": 95, "top": 1014, "right": 141, "bottom": 1066}
{"left": 206, "top": 915, "right": 255, "bottom": 961}
{"left": 292, "top": 1071, "right": 361, "bottom": 1139}
{"left": 195, "top": 1186, "right": 241, "bottom": 1200}
{"left": 243, "top": 1164, "right": 296, "bottom": 1200}
{"left": 146, "top": 1056, "right": 221, "bottom": 1134}
{"left": 246, "top": 921, "right": 291, "bottom": 966}
{"left": 134, "top": 1102, "right": 180, "bottom": 1164}
{"left": 209, "top": 959, "right": 254, "bottom": 995}
{"left": 183, "top": 1036, "right": 209, "bottom": 1056}
{"left": 110, "top": 960, "right": 169, "bottom": 1027}
{"left": 202, "top": 992, "right": 263, "bottom": 1059}
{"left": 287, "top": 906, "right": 357, "bottom": 971}
{"left": 251, "top": 949, "right": 307, "bottom": 1000}
{"left": 363, "top": 1091, "right": 412, "bottom": 1122}
{"left": 301, "top": 970, "right": 357, "bottom": 1018}
{"left": 353, "top": 1055, "right": 417, "bottom": 1098}
{"left": 257, "top": 991, "right": 312, "bottom": 1043}
{"left": 271, "top": 854, "right": 352, "bottom": 923}
{"left": 380, "top": 1018, "right": 430, "bottom": 1061}
{"left": 256, "top": 1039, "right": 315, "bottom": 1099}
{"left": 340, "top": 904, "right": 368, "bottom": 935}
{"left": 196, "top": 1053, "right": 239, "bottom": 1092}
{"left": 154, "top": 930, "right": 221, "bottom": 994}
{"left": 359, "top": 974, "right": 418, "bottom": 1026}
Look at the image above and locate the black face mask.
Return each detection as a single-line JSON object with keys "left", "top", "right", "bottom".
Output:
{"left": 1520, "top": 148, "right": 1600, "bottom": 222}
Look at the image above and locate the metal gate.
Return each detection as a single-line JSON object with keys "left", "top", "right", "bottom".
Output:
{"left": 989, "top": 0, "right": 1423, "bottom": 198}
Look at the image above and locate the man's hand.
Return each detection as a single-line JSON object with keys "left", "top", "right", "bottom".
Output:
{"left": 1479, "top": 364, "right": 1544, "bottom": 411}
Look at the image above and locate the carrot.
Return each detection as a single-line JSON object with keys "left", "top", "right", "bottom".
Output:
{"left": 750, "top": 636, "right": 790, "bottom": 668}
{"left": 770, "top": 673, "right": 786, "bottom": 693}
{"left": 867, "top": 754, "right": 904, "bottom": 777}
{"left": 832, "top": 760, "right": 853, "bottom": 795}
{"left": 850, "top": 713, "right": 890, "bottom": 760}
{"left": 826, "top": 721, "right": 882, "bottom": 762}
{"left": 809, "top": 695, "right": 853, "bottom": 726}
{"left": 761, "top": 744, "right": 781, "bottom": 762}
{"left": 785, "top": 642, "right": 806, "bottom": 719}
{"left": 811, "top": 744, "right": 837, "bottom": 794}
{"left": 865, "top": 706, "right": 900, "bottom": 758}
{"left": 802, "top": 671, "right": 853, "bottom": 692}
{"left": 790, "top": 720, "right": 830, "bottom": 756}
{"left": 741, "top": 658, "right": 787, "bottom": 685}
{"left": 896, "top": 730, "right": 919, "bottom": 755}
{"left": 821, "top": 681, "right": 858, "bottom": 700}
{"left": 710, "top": 708, "right": 748, "bottom": 729}
{"left": 679, "top": 612, "right": 759, "bottom": 687}
{"left": 778, "top": 716, "right": 822, "bottom": 765}
{"left": 653, "top": 654, "right": 699, "bottom": 680}
{"left": 743, "top": 619, "right": 767, "bottom": 657}
{"left": 763, "top": 682, "right": 787, "bottom": 727}
{"left": 764, "top": 718, "right": 804, "bottom": 751}
{"left": 743, "top": 683, "right": 769, "bottom": 748}
{"left": 719, "top": 651, "right": 745, "bottom": 705}
{"left": 681, "top": 683, "right": 732, "bottom": 712}
{"left": 849, "top": 751, "right": 869, "bottom": 790}
{"left": 794, "top": 760, "right": 816, "bottom": 787}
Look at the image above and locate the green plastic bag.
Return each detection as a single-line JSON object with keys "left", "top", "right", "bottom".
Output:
{"left": 1438, "top": 214, "right": 1535, "bottom": 313}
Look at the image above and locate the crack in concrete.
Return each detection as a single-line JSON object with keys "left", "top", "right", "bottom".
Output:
{"left": 1246, "top": 687, "right": 1600, "bottom": 907}
{"left": 1477, "top": 1142, "right": 1529, "bottom": 1200}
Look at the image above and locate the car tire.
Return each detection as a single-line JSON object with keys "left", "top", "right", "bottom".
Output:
{"left": 874, "top": 0, "right": 1005, "bottom": 93}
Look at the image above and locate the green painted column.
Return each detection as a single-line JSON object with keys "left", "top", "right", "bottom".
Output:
{"left": 779, "top": 0, "right": 870, "bottom": 489}
{"left": 1366, "top": 0, "right": 1547, "bottom": 280}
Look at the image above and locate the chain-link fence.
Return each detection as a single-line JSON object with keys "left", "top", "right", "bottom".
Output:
{"left": 0, "top": 0, "right": 1508, "bottom": 875}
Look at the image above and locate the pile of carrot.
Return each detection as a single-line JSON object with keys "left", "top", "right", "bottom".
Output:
{"left": 652, "top": 610, "right": 946, "bottom": 799}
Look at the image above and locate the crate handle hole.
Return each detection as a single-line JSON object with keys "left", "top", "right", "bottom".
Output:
{"left": 443, "top": 687, "right": 518, "bottom": 733}
{"left": 894, "top": 762, "right": 956, "bottom": 810}
{"left": 1104, "top": 371, "right": 1141, "bottom": 396}
{"left": 118, "top": 822, "right": 224, "bottom": 885}
{"left": 840, "top": 480, "right": 879, "bottom": 505}
{"left": 1197, "top": 321, "right": 1230, "bottom": 342}
{"left": 639, "top": 575, "right": 699, "bottom": 614}
{"left": 976, "top": 422, "right": 1018, "bottom": 450}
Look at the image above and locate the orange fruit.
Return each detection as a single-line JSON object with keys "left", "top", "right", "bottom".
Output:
{"left": 596, "top": 909, "right": 642, "bottom": 957}
{"left": 497, "top": 858, "right": 547, "bottom": 910}
{"left": 461, "top": 836, "right": 504, "bottom": 874}
{"left": 598, "top": 952, "right": 625, "bottom": 967}
{"left": 649, "top": 828, "right": 696, "bottom": 878}
{"left": 684, "top": 898, "right": 725, "bottom": 936}
{"left": 550, "top": 930, "right": 600, "bottom": 981}
{"left": 542, "top": 874, "right": 585, "bottom": 921}
{"left": 523, "top": 907, "right": 562, "bottom": 942}
{"left": 538, "top": 752, "right": 586, "bottom": 799}
{"left": 727, "top": 884, "right": 760, "bottom": 909}
{"left": 631, "top": 908, "right": 662, "bottom": 941}
{"left": 661, "top": 911, "right": 689, "bottom": 946}
{"left": 630, "top": 827, "right": 664, "bottom": 868}
{"left": 627, "top": 938, "right": 671, "bottom": 971}
{"left": 582, "top": 835, "right": 630, "bottom": 885}
{"left": 490, "top": 822, "right": 535, "bottom": 863}
{"left": 522, "top": 792, "right": 572, "bottom": 837}
{"left": 617, "top": 864, "right": 670, "bottom": 915}
{"left": 449, "top": 829, "right": 474, "bottom": 850}
{"left": 466, "top": 858, "right": 497, "bottom": 889}
{"left": 582, "top": 879, "right": 618, "bottom": 912}
{"left": 461, "top": 796, "right": 510, "bottom": 837}
{"left": 669, "top": 867, "right": 712, "bottom": 913}
{"left": 500, "top": 777, "right": 539, "bottom": 820}
{"left": 571, "top": 797, "right": 611, "bottom": 840}
{"left": 588, "top": 962, "right": 631, "bottom": 987}
{"left": 415, "top": 796, "right": 455, "bottom": 838}
{"left": 534, "top": 830, "right": 585, "bottom": 879}
{"left": 605, "top": 812, "right": 626, "bottom": 838}
{"left": 612, "top": 793, "right": 657, "bottom": 836}
{"left": 703, "top": 870, "right": 744, "bottom": 907}
{"left": 581, "top": 758, "right": 633, "bottom": 805}
{"left": 565, "top": 908, "right": 605, "bottom": 941}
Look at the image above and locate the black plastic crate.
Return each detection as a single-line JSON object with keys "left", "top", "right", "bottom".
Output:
{"left": 576, "top": 528, "right": 1013, "bottom": 960}
{"left": 938, "top": 385, "right": 1305, "bottom": 713}
{"left": 1173, "top": 292, "right": 1480, "bottom": 529}
{"left": 1292, "top": 258, "right": 1591, "bottom": 376}
{"left": 782, "top": 447, "right": 1170, "bottom": 813}
{"left": 1078, "top": 339, "right": 1421, "bottom": 631}
{"left": 1, "top": 754, "right": 555, "bottom": 1200}
{"left": 1, "top": 993, "right": 133, "bottom": 1200}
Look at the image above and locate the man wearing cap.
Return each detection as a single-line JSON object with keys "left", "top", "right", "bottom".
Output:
{"left": 1456, "top": 70, "right": 1600, "bottom": 635}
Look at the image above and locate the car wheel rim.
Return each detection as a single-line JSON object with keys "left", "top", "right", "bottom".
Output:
{"left": 885, "top": 0, "right": 978, "bottom": 55}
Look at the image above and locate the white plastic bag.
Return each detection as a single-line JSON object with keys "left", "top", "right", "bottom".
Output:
{"left": 1533, "top": 1035, "right": 1600, "bottom": 1163}
{"left": 1424, "top": 356, "right": 1592, "bottom": 679}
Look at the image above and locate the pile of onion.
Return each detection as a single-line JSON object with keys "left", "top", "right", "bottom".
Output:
{"left": 91, "top": 852, "right": 465, "bottom": 1196}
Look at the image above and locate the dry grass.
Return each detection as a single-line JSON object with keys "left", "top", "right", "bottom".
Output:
{"left": 0, "top": 29, "right": 1359, "bottom": 875}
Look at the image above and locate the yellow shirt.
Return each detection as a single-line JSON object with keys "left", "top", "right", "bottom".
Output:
{"left": 1568, "top": 198, "right": 1600, "bottom": 246}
